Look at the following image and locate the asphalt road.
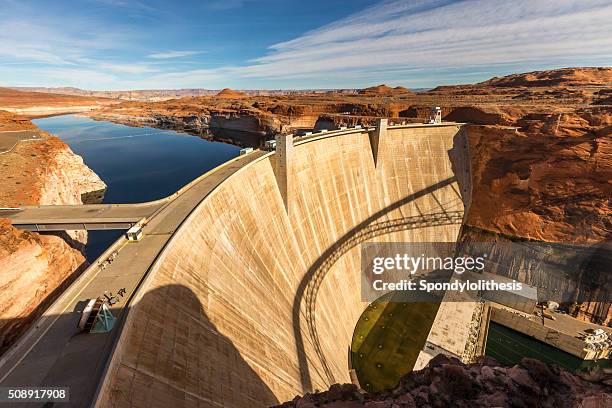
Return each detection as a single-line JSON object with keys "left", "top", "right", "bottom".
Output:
{"left": 0, "top": 130, "right": 41, "bottom": 154}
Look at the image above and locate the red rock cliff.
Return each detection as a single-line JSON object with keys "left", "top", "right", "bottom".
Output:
{"left": 0, "top": 220, "right": 87, "bottom": 354}
{"left": 0, "top": 110, "right": 106, "bottom": 354}
{"left": 465, "top": 124, "right": 610, "bottom": 244}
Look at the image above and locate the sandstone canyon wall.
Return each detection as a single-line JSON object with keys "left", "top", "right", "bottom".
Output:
{"left": 0, "top": 110, "right": 106, "bottom": 354}
{"left": 0, "top": 221, "right": 87, "bottom": 354}
{"left": 459, "top": 124, "right": 611, "bottom": 325}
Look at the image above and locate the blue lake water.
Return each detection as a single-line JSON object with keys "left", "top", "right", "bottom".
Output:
{"left": 33, "top": 115, "right": 240, "bottom": 261}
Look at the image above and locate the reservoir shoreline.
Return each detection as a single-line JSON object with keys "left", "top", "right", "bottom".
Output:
{"left": 33, "top": 114, "right": 241, "bottom": 260}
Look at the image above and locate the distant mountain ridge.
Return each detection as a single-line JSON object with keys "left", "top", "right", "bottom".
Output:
{"left": 9, "top": 67, "right": 610, "bottom": 102}
{"left": 479, "top": 67, "right": 612, "bottom": 87}
{"left": 359, "top": 84, "right": 415, "bottom": 95}
{"left": 9, "top": 87, "right": 361, "bottom": 101}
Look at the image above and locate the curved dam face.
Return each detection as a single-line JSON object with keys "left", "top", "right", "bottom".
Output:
{"left": 97, "top": 124, "right": 471, "bottom": 407}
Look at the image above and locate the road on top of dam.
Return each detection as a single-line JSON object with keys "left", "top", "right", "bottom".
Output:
{"left": 0, "top": 150, "right": 267, "bottom": 408}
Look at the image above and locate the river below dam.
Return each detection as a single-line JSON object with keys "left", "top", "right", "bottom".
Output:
{"left": 33, "top": 114, "right": 240, "bottom": 261}
{"left": 486, "top": 322, "right": 610, "bottom": 372}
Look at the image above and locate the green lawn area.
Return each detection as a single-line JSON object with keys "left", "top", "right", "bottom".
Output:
{"left": 351, "top": 292, "right": 439, "bottom": 392}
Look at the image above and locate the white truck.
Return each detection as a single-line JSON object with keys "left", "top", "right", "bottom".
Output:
{"left": 126, "top": 225, "right": 143, "bottom": 242}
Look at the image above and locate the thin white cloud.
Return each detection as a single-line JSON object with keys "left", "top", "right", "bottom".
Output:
{"left": 96, "top": 0, "right": 612, "bottom": 88}
{"left": 0, "top": 66, "right": 119, "bottom": 89}
{"left": 0, "top": 15, "right": 133, "bottom": 66}
{"left": 147, "top": 50, "right": 204, "bottom": 59}
{"left": 237, "top": 0, "right": 612, "bottom": 82}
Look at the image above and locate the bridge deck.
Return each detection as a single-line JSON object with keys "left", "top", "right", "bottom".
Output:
{"left": 0, "top": 202, "right": 165, "bottom": 231}
{"left": 0, "top": 150, "right": 267, "bottom": 408}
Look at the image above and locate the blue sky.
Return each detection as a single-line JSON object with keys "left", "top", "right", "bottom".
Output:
{"left": 1, "top": 0, "right": 611, "bottom": 90}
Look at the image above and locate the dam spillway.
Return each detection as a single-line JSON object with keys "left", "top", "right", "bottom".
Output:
{"left": 96, "top": 123, "right": 475, "bottom": 407}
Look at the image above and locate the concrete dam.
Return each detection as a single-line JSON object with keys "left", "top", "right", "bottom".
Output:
{"left": 94, "top": 122, "right": 478, "bottom": 407}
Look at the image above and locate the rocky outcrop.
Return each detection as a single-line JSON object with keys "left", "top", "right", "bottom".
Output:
{"left": 99, "top": 110, "right": 262, "bottom": 138}
{"left": 444, "top": 107, "right": 512, "bottom": 125}
{"left": 216, "top": 88, "right": 247, "bottom": 98}
{"left": 0, "top": 220, "right": 87, "bottom": 354}
{"left": 480, "top": 67, "right": 612, "bottom": 88}
{"left": 35, "top": 139, "right": 107, "bottom": 206}
{"left": 276, "top": 355, "right": 612, "bottom": 408}
{"left": 0, "top": 110, "right": 37, "bottom": 131}
{"left": 464, "top": 124, "right": 610, "bottom": 244}
{"left": 359, "top": 84, "right": 415, "bottom": 96}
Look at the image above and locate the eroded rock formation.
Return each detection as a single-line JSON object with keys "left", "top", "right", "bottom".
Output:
{"left": 0, "top": 220, "right": 87, "bottom": 354}
{"left": 0, "top": 111, "right": 106, "bottom": 354}
{"left": 359, "top": 84, "right": 415, "bottom": 96}
{"left": 216, "top": 88, "right": 247, "bottom": 98}
{"left": 464, "top": 125, "right": 610, "bottom": 244}
{"left": 480, "top": 67, "right": 612, "bottom": 88}
{"left": 0, "top": 121, "right": 106, "bottom": 208}
{"left": 275, "top": 355, "right": 612, "bottom": 408}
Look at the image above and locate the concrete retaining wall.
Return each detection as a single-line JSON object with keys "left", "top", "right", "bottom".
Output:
{"left": 97, "top": 124, "right": 471, "bottom": 407}
{"left": 490, "top": 307, "right": 597, "bottom": 359}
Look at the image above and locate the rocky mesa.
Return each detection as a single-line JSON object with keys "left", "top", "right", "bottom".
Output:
{"left": 0, "top": 87, "right": 115, "bottom": 117}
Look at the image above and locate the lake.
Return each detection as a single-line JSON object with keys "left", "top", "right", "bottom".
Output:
{"left": 33, "top": 114, "right": 240, "bottom": 261}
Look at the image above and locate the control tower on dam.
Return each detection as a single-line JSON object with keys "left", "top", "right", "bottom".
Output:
{"left": 96, "top": 121, "right": 476, "bottom": 407}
